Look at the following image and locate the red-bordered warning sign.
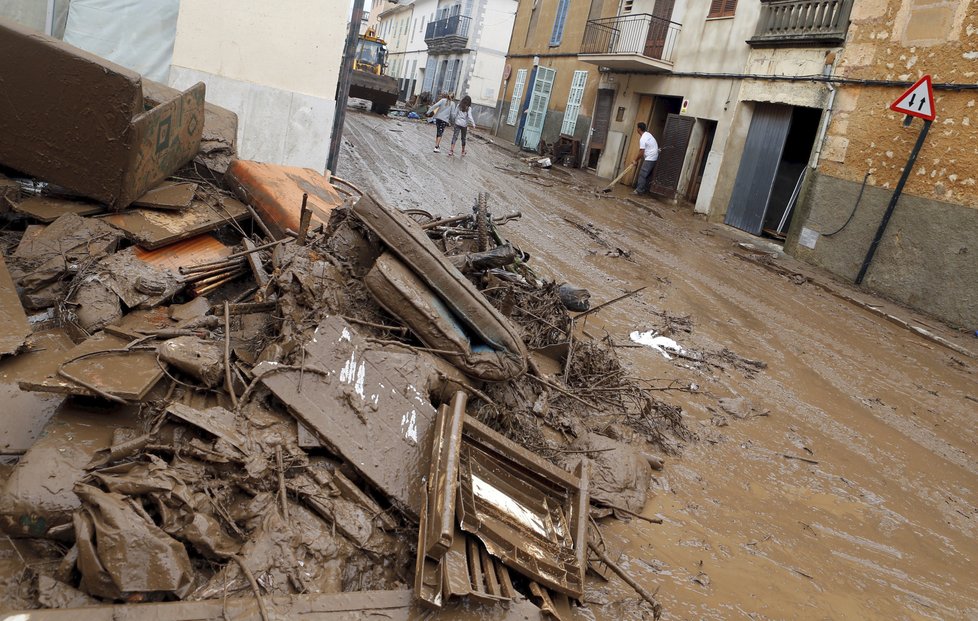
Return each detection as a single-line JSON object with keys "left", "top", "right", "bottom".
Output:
{"left": 890, "top": 75, "right": 936, "bottom": 121}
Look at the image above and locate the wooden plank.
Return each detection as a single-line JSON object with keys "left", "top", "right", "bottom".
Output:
{"left": 425, "top": 392, "right": 466, "bottom": 558}
{"left": 0, "top": 254, "right": 31, "bottom": 355}
{"left": 3, "top": 589, "right": 545, "bottom": 620}
{"left": 442, "top": 525, "right": 473, "bottom": 599}
{"left": 480, "top": 543, "right": 502, "bottom": 596}
{"left": 133, "top": 233, "right": 232, "bottom": 272}
{"left": 11, "top": 196, "right": 105, "bottom": 222}
{"left": 102, "top": 193, "right": 248, "bottom": 250}
{"left": 495, "top": 559, "right": 516, "bottom": 599}
{"left": 467, "top": 536, "right": 486, "bottom": 593}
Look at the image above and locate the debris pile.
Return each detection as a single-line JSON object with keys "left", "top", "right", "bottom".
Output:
{"left": 0, "top": 20, "right": 693, "bottom": 620}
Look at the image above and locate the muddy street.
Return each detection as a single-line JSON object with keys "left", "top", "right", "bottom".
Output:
{"left": 338, "top": 109, "right": 978, "bottom": 620}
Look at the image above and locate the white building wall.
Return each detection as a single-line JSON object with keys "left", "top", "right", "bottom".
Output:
{"left": 168, "top": 0, "right": 346, "bottom": 172}
{"left": 597, "top": 0, "right": 763, "bottom": 214}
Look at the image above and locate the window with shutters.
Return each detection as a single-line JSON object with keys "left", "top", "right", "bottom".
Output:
{"left": 708, "top": 0, "right": 737, "bottom": 18}
{"left": 550, "top": 0, "right": 570, "bottom": 46}
{"left": 560, "top": 71, "right": 588, "bottom": 136}
{"left": 506, "top": 68, "right": 528, "bottom": 126}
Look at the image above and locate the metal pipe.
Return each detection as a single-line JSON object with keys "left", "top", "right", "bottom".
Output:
{"left": 326, "top": 0, "right": 366, "bottom": 174}
{"left": 855, "top": 119, "right": 932, "bottom": 285}
{"left": 811, "top": 57, "right": 838, "bottom": 168}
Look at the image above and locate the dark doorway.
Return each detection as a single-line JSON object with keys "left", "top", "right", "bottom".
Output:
{"left": 587, "top": 88, "right": 615, "bottom": 169}
{"left": 686, "top": 119, "right": 717, "bottom": 203}
{"left": 762, "top": 106, "right": 821, "bottom": 238}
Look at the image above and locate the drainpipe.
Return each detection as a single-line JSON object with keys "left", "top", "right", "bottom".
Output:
{"left": 493, "top": 73, "right": 510, "bottom": 136}
{"left": 44, "top": 0, "right": 55, "bottom": 36}
{"left": 811, "top": 53, "right": 839, "bottom": 168}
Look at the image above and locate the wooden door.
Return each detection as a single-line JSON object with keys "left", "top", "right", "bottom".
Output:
{"left": 649, "top": 113, "right": 695, "bottom": 197}
{"left": 644, "top": 0, "right": 675, "bottom": 59}
{"left": 623, "top": 95, "right": 655, "bottom": 185}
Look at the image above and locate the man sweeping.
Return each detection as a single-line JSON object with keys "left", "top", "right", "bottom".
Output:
{"left": 632, "top": 122, "right": 659, "bottom": 196}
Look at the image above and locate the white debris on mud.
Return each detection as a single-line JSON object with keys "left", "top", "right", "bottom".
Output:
{"left": 629, "top": 330, "right": 685, "bottom": 359}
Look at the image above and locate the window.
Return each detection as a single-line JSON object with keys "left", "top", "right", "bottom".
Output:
{"left": 560, "top": 70, "right": 588, "bottom": 136}
{"left": 622, "top": 0, "right": 633, "bottom": 13}
{"left": 550, "top": 0, "right": 570, "bottom": 45}
{"left": 506, "top": 68, "right": 528, "bottom": 125}
{"left": 708, "top": 0, "right": 737, "bottom": 18}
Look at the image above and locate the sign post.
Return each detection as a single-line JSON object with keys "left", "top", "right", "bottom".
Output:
{"left": 855, "top": 75, "right": 936, "bottom": 285}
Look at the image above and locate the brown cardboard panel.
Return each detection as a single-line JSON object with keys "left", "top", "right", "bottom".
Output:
{"left": 102, "top": 195, "right": 248, "bottom": 250}
{"left": 132, "top": 181, "right": 197, "bottom": 211}
{"left": 10, "top": 196, "right": 105, "bottom": 222}
{"left": 258, "top": 315, "right": 439, "bottom": 519}
{"left": 0, "top": 255, "right": 30, "bottom": 356}
{"left": 0, "top": 384, "right": 61, "bottom": 455}
{"left": 18, "top": 331, "right": 164, "bottom": 401}
{"left": 0, "top": 398, "right": 140, "bottom": 538}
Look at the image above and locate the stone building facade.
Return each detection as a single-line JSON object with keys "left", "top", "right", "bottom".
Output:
{"left": 786, "top": 0, "right": 978, "bottom": 328}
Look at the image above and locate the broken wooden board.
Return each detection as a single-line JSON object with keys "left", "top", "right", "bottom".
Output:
{"left": 0, "top": 254, "right": 30, "bottom": 355}
{"left": 102, "top": 193, "right": 248, "bottom": 250}
{"left": 132, "top": 180, "right": 197, "bottom": 210}
{"left": 11, "top": 196, "right": 106, "bottom": 222}
{"left": 226, "top": 159, "right": 344, "bottom": 239}
{"left": 3, "top": 589, "right": 544, "bottom": 620}
{"left": 457, "top": 416, "right": 590, "bottom": 599}
{"left": 415, "top": 392, "right": 468, "bottom": 607}
{"left": 258, "top": 315, "right": 439, "bottom": 519}
{"left": 18, "top": 331, "right": 164, "bottom": 401}
{"left": 133, "top": 233, "right": 232, "bottom": 273}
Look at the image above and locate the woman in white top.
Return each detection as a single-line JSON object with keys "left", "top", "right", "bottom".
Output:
{"left": 448, "top": 96, "right": 477, "bottom": 157}
{"left": 426, "top": 93, "right": 454, "bottom": 153}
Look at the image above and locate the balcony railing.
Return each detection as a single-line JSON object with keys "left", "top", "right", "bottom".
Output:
{"left": 581, "top": 14, "right": 681, "bottom": 64}
{"left": 748, "top": 0, "right": 853, "bottom": 46}
{"left": 424, "top": 15, "right": 471, "bottom": 53}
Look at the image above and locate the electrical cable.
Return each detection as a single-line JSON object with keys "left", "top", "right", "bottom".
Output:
{"left": 820, "top": 171, "right": 870, "bottom": 237}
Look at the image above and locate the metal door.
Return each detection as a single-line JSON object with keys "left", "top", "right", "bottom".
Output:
{"left": 649, "top": 112, "right": 694, "bottom": 197}
{"left": 521, "top": 66, "right": 556, "bottom": 150}
{"left": 724, "top": 103, "right": 792, "bottom": 235}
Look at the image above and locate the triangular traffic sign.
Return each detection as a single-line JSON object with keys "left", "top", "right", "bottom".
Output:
{"left": 890, "top": 75, "right": 936, "bottom": 121}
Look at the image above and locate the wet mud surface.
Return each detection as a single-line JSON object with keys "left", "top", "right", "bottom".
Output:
{"left": 338, "top": 110, "right": 978, "bottom": 620}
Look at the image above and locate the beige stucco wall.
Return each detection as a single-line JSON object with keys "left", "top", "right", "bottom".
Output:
{"left": 169, "top": 0, "right": 347, "bottom": 171}
{"left": 171, "top": 0, "right": 345, "bottom": 101}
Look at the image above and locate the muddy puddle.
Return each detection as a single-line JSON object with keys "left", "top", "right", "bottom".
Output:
{"left": 338, "top": 109, "right": 978, "bottom": 620}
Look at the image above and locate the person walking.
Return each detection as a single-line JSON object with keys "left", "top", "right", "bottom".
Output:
{"left": 426, "top": 93, "right": 454, "bottom": 153}
{"left": 448, "top": 95, "right": 477, "bottom": 157}
{"left": 632, "top": 122, "right": 659, "bottom": 195}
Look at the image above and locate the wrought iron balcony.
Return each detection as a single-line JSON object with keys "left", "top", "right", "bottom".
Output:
{"left": 579, "top": 14, "right": 680, "bottom": 73}
{"left": 748, "top": 0, "right": 853, "bottom": 46}
{"left": 424, "top": 15, "right": 471, "bottom": 54}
